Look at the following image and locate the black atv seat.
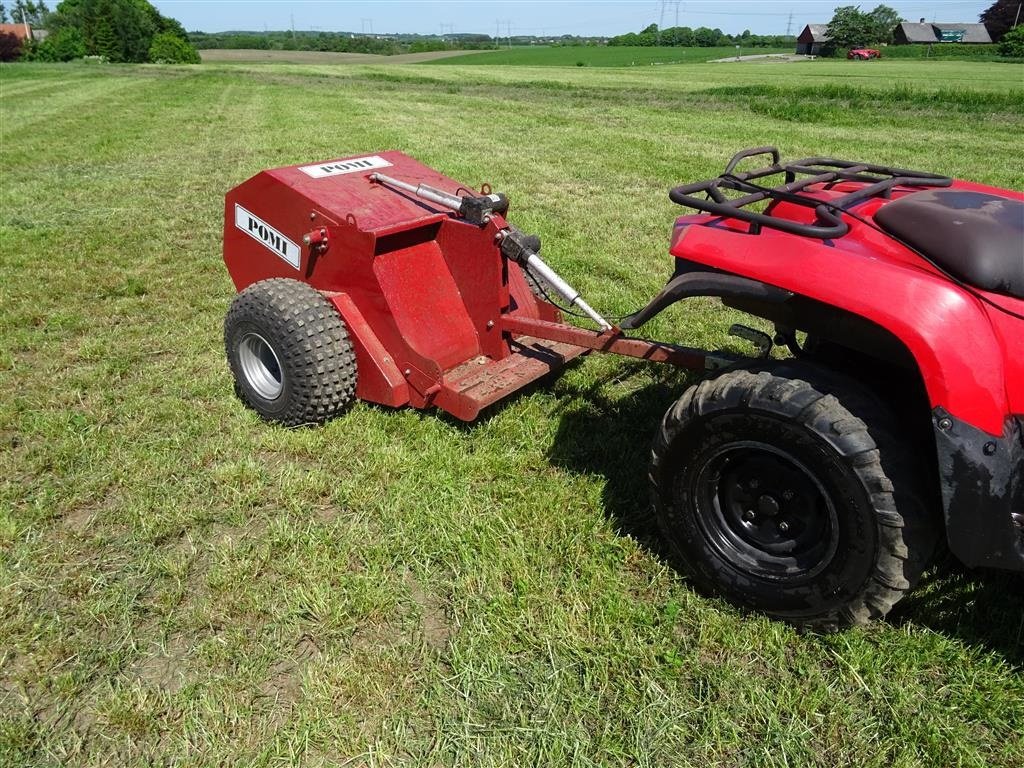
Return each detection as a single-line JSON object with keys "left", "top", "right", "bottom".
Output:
{"left": 873, "top": 189, "right": 1024, "bottom": 300}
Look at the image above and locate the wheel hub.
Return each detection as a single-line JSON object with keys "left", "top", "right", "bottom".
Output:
{"left": 238, "top": 332, "right": 284, "bottom": 401}
{"left": 694, "top": 442, "right": 839, "bottom": 581}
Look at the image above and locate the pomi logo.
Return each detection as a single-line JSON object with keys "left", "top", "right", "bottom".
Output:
{"left": 234, "top": 204, "right": 301, "bottom": 269}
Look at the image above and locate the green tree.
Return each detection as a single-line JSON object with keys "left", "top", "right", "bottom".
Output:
{"left": 148, "top": 29, "right": 198, "bottom": 62}
{"left": 825, "top": 6, "right": 881, "bottom": 54}
{"left": 46, "top": 0, "right": 194, "bottom": 63}
{"left": 998, "top": 21, "right": 1024, "bottom": 54}
{"left": 868, "top": 5, "right": 903, "bottom": 43}
{"left": 91, "top": 2, "right": 119, "bottom": 59}
{"left": 35, "top": 24, "right": 84, "bottom": 59}
{"left": 981, "top": 0, "right": 1023, "bottom": 42}
{"left": 12, "top": 1, "right": 48, "bottom": 26}
{"left": 0, "top": 4, "right": 8, "bottom": 22}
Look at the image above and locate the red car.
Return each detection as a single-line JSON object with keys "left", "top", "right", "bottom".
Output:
{"left": 848, "top": 48, "right": 881, "bottom": 59}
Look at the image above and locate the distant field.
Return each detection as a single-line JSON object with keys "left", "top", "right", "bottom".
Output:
{"left": 200, "top": 48, "right": 488, "bottom": 64}
{"left": 427, "top": 45, "right": 789, "bottom": 66}
{"left": 2, "top": 58, "right": 1023, "bottom": 767}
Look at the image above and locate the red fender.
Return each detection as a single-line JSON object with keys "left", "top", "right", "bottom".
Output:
{"left": 673, "top": 224, "right": 1011, "bottom": 437}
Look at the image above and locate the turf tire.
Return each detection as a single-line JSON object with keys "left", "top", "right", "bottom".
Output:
{"left": 224, "top": 278, "right": 357, "bottom": 427}
{"left": 650, "top": 361, "right": 938, "bottom": 631}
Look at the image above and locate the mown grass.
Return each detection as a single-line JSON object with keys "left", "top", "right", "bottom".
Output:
{"left": 1, "top": 59, "right": 1023, "bottom": 767}
{"left": 426, "top": 45, "right": 788, "bottom": 67}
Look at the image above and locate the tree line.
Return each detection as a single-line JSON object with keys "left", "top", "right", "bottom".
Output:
{"left": 187, "top": 30, "right": 498, "bottom": 56}
{"left": 0, "top": 0, "right": 199, "bottom": 62}
{"left": 609, "top": 24, "right": 793, "bottom": 48}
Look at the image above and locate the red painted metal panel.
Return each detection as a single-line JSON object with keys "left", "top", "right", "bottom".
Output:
{"left": 671, "top": 218, "right": 1011, "bottom": 435}
{"left": 326, "top": 292, "right": 409, "bottom": 408}
{"left": 435, "top": 336, "right": 588, "bottom": 420}
{"left": 372, "top": 240, "right": 480, "bottom": 372}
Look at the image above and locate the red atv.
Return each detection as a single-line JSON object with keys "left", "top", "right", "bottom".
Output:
{"left": 848, "top": 48, "right": 881, "bottom": 59}
{"left": 222, "top": 147, "right": 1023, "bottom": 630}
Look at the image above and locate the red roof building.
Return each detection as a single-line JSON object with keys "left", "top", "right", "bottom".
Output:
{"left": 0, "top": 23, "right": 32, "bottom": 42}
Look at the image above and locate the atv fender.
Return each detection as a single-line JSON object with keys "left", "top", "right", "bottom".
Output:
{"left": 668, "top": 224, "right": 1011, "bottom": 437}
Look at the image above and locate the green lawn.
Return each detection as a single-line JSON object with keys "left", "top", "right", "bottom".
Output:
{"left": 425, "top": 45, "right": 788, "bottom": 66}
{"left": 1, "top": 59, "right": 1023, "bottom": 767}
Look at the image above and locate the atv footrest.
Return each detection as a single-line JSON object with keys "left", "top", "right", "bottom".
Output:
{"left": 436, "top": 336, "right": 587, "bottom": 420}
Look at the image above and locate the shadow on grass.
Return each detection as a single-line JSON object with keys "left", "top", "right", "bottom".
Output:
{"left": 546, "top": 368, "right": 1024, "bottom": 666}
{"left": 890, "top": 565, "right": 1024, "bottom": 666}
{"left": 546, "top": 367, "right": 694, "bottom": 566}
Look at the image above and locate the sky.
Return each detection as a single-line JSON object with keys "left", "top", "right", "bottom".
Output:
{"left": 151, "top": 1, "right": 995, "bottom": 37}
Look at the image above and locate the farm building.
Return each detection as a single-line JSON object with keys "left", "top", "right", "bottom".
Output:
{"left": 893, "top": 21, "right": 993, "bottom": 44}
{"left": 0, "top": 23, "right": 31, "bottom": 42}
{"left": 795, "top": 24, "right": 830, "bottom": 55}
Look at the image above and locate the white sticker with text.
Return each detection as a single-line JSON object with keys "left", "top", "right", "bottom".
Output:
{"left": 235, "top": 204, "right": 301, "bottom": 269}
{"left": 298, "top": 155, "right": 392, "bottom": 179}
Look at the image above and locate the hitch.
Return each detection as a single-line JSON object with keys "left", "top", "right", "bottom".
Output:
{"left": 729, "top": 324, "right": 773, "bottom": 357}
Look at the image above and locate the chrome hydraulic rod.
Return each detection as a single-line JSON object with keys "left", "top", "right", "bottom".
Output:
{"left": 520, "top": 249, "right": 612, "bottom": 331}
{"left": 370, "top": 172, "right": 464, "bottom": 212}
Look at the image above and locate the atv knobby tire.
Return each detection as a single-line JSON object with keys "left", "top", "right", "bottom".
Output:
{"left": 225, "top": 278, "right": 357, "bottom": 427}
{"left": 650, "top": 362, "right": 937, "bottom": 630}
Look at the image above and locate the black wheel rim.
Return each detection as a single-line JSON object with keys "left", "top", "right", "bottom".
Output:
{"left": 691, "top": 441, "right": 839, "bottom": 582}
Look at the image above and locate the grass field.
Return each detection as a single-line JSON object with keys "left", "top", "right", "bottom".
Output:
{"left": 1, "top": 58, "right": 1023, "bottom": 767}
{"left": 199, "top": 49, "right": 490, "bottom": 65}
{"left": 426, "top": 45, "right": 789, "bottom": 66}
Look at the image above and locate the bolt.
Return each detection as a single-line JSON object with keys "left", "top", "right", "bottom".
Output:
{"left": 938, "top": 417, "right": 953, "bottom": 430}
{"left": 744, "top": 510, "right": 756, "bottom": 521}
{"left": 983, "top": 442, "right": 996, "bottom": 456}
{"left": 778, "top": 521, "right": 790, "bottom": 533}
{"left": 486, "top": 320, "right": 494, "bottom": 329}
{"left": 302, "top": 234, "right": 311, "bottom": 245}
{"left": 310, "top": 212, "right": 317, "bottom": 220}
{"left": 403, "top": 368, "right": 411, "bottom": 377}
{"left": 782, "top": 490, "right": 794, "bottom": 501}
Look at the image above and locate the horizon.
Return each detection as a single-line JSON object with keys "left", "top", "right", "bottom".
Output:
{"left": 152, "top": 1, "right": 994, "bottom": 38}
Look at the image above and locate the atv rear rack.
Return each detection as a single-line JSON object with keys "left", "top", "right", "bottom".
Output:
{"left": 670, "top": 146, "right": 953, "bottom": 239}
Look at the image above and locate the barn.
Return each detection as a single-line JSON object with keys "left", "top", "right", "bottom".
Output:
{"left": 893, "top": 21, "right": 993, "bottom": 44}
{"left": 795, "top": 24, "right": 830, "bottom": 55}
{"left": 0, "top": 23, "right": 32, "bottom": 42}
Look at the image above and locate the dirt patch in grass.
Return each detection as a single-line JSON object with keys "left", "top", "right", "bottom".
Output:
{"left": 128, "top": 634, "right": 194, "bottom": 694}
{"left": 405, "top": 572, "right": 452, "bottom": 651}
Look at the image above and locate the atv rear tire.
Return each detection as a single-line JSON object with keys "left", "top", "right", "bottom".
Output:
{"left": 650, "top": 362, "right": 937, "bottom": 630}
{"left": 225, "top": 278, "right": 357, "bottom": 427}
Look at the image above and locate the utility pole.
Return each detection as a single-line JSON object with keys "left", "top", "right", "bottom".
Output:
{"left": 496, "top": 20, "right": 512, "bottom": 48}
{"left": 361, "top": 18, "right": 374, "bottom": 35}
{"left": 674, "top": 1, "right": 681, "bottom": 28}
{"left": 786, "top": 11, "right": 793, "bottom": 36}
{"left": 290, "top": 13, "right": 295, "bottom": 41}
{"left": 658, "top": 0, "right": 666, "bottom": 44}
